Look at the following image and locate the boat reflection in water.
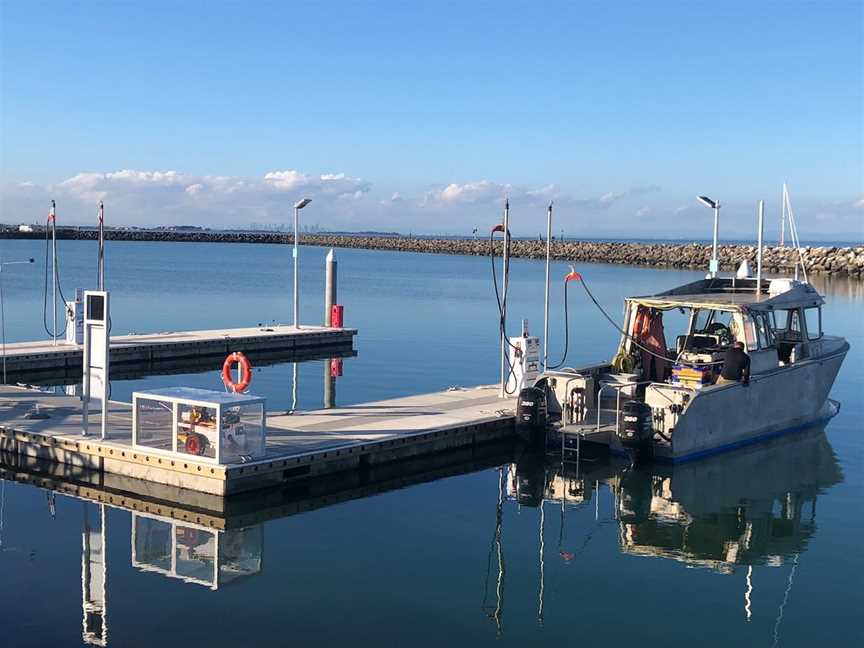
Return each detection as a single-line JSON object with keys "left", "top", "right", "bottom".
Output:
{"left": 498, "top": 424, "right": 842, "bottom": 632}
{"left": 510, "top": 425, "right": 840, "bottom": 572}
{"left": 0, "top": 425, "right": 843, "bottom": 645}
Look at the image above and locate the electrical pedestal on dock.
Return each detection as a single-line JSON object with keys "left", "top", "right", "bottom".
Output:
{"left": 82, "top": 291, "right": 110, "bottom": 438}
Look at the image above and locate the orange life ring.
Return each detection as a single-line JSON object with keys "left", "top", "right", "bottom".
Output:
{"left": 222, "top": 352, "right": 252, "bottom": 393}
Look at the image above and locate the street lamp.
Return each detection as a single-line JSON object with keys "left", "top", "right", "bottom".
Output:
{"left": 697, "top": 196, "right": 721, "bottom": 277}
{"left": 1, "top": 257, "right": 35, "bottom": 383}
{"left": 293, "top": 198, "right": 312, "bottom": 328}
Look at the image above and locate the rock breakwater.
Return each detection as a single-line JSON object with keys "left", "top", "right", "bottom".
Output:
{"left": 2, "top": 229, "right": 861, "bottom": 278}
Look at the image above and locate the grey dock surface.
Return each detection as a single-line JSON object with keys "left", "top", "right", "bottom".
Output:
{"left": 0, "top": 384, "right": 515, "bottom": 495}
{"left": 1, "top": 324, "right": 356, "bottom": 382}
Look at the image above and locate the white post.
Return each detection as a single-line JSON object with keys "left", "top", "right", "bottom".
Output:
{"left": 1, "top": 258, "right": 35, "bottom": 384}
{"left": 0, "top": 265, "right": 5, "bottom": 385}
{"left": 499, "top": 199, "right": 510, "bottom": 398}
{"left": 780, "top": 184, "right": 786, "bottom": 247}
{"left": 543, "top": 203, "right": 552, "bottom": 371}
{"left": 293, "top": 205, "right": 300, "bottom": 329}
{"left": 711, "top": 201, "right": 720, "bottom": 278}
{"left": 324, "top": 249, "right": 337, "bottom": 326}
{"left": 82, "top": 291, "right": 110, "bottom": 439}
{"left": 50, "top": 200, "right": 57, "bottom": 345}
{"left": 756, "top": 200, "right": 764, "bottom": 296}
{"left": 97, "top": 202, "right": 105, "bottom": 291}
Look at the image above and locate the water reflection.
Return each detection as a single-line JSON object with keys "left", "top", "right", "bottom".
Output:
{"left": 0, "top": 425, "right": 843, "bottom": 646}
{"left": 500, "top": 426, "right": 841, "bottom": 633}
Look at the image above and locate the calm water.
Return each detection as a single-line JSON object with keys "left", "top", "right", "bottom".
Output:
{"left": 0, "top": 239, "right": 862, "bottom": 647}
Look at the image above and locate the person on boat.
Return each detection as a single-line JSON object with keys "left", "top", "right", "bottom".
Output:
{"left": 717, "top": 341, "right": 750, "bottom": 386}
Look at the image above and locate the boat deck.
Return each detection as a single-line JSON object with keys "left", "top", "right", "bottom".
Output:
{"left": 0, "top": 384, "right": 515, "bottom": 495}
{"left": 1, "top": 324, "right": 356, "bottom": 382}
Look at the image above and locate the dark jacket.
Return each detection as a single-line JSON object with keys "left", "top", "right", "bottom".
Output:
{"left": 721, "top": 347, "right": 750, "bottom": 383}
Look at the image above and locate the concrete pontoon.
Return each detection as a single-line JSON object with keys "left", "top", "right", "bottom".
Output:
{"left": 1, "top": 324, "right": 356, "bottom": 383}
{"left": 0, "top": 384, "right": 514, "bottom": 495}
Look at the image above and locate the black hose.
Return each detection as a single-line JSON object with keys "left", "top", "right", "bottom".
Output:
{"left": 546, "top": 278, "right": 571, "bottom": 370}
{"left": 578, "top": 275, "right": 722, "bottom": 368}
{"left": 489, "top": 230, "right": 519, "bottom": 395}
{"left": 42, "top": 218, "right": 69, "bottom": 339}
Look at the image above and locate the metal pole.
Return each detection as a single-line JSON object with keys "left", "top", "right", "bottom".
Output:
{"left": 0, "top": 266, "right": 5, "bottom": 384}
{"left": 711, "top": 202, "right": 720, "bottom": 278}
{"left": 293, "top": 206, "right": 300, "bottom": 328}
{"left": 499, "top": 199, "right": 510, "bottom": 398}
{"left": 2, "top": 258, "right": 35, "bottom": 384}
{"left": 98, "top": 201, "right": 105, "bottom": 291}
{"left": 756, "top": 200, "right": 764, "bottom": 295}
{"left": 543, "top": 203, "right": 552, "bottom": 371}
{"left": 51, "top": 201, "right": 57, "bottom": 345}
{"left": 323, "top": 359, "right": 335, "bottom": 408}
{"left": 291, "top": 362, "right": 298, "bottom": 412}
{"left": 780, "top": 184, "right": 786, "bottom": 247}
{"left": 324, "top": 249, "right": 337, "bottom": 326}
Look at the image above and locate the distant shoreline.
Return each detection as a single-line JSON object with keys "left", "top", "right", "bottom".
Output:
{"left": 1, "top": 229, "right": 861, "bottom": 278}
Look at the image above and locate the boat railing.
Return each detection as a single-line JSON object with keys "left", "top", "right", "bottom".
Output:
{"left": 595, "top": 380, "right": 653, "bottom": 436}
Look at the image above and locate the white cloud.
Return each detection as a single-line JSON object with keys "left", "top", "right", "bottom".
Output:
{"left": 420, "top": 180, "right": 563, "bottom": 207}
{"left": 853, "top": 198, "right": 864, "bottom": 209}
{"left": 263, "top": 169, "right": 369, "bottom": 198}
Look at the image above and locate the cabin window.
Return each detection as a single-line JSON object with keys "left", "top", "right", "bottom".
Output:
{"left": 804, "top": 307, "right": 822, "bottom": 340}
{"left": 692, "top": 309, "right": 713, "bottom": 332}
{"left": 788, "top": 310, "right": 802, "bottom": 340}
{"left": 754, "top": 312, "right": 773, "bottom": 348}
{"left": 741, "top": 315, "right": 758, "bottom": 351}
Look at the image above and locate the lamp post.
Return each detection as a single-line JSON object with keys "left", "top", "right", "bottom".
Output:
{"left": 293, "top": 198, "right": 312, "bottom": 328}
{"left": 697, "top": 196, "right": 721, "bottom": 277}
{"left": 543, "top": 202, "right": 553, "bottom": 370}
{"left": 1, "top": 257, "right": 35, "bottom": 383}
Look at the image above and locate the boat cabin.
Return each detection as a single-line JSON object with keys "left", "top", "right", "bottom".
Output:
{"left": 618, "top": 277, "right": 825, "bottom": 382}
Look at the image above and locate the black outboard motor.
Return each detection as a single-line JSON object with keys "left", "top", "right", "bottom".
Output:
{"left": 617, "top": 400, "right": 654, "bottom": 464}
{"left": 515, "top": 386, "right": 547, "bottom": 445}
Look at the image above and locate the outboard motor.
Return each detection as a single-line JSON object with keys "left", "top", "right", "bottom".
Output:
{"left": 515, "top": 386, "right": 547, "bottom": 445}
{"left": 617, "top": 400, "right": 654, "bottom": 464}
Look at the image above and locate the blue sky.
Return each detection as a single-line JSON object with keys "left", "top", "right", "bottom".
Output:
{"left": 1, "top": 1, "right": 862, "bottom": 239}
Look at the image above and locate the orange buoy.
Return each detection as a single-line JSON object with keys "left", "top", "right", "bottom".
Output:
{"left": 222, "top": 352, "right": 252, "bottom": 393}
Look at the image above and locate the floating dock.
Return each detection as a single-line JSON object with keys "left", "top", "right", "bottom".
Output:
{"left": 0, "top": 384, "right": 515, "bottom": 495}
{"left": 1, "top": 324, "right": 356, "bottom": 382}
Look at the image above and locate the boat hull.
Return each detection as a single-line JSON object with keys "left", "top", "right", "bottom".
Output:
{"left": 667, "top": 343, "right": 848, "bottom": 462}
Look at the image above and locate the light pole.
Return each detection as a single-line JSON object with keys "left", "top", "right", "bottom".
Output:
{"left": 697, "top": 196, "right": 721, "bottom": 277}
{"left": 543, "top": 202, "right": 553, "bottom": 370}
{"left": 293, "top": 198, "right": 312, "bottom": 328}
{"left": 1, "top": 257, "right": 35, "bottom": 383}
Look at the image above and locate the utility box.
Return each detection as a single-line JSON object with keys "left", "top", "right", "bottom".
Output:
{"left": 507, "top": 335, "right": 540, "bottom": 394}
{"left": 65, "top": 288, "right": 84, "bottom": 345}
{"left": 132, "top": 387, "right": 266, "bottom": 464}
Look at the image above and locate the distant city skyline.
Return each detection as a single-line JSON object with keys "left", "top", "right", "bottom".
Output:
{"left": 1, "top": 1, "right": 861, "bottom": 241}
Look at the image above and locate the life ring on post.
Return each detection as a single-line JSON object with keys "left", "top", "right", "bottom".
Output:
{"left": 222, "top": 352, "right": 252, "bottom": 393}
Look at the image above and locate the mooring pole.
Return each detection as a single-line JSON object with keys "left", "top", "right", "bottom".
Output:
{"left": 50, "top": 201, "right": 57, "bottom": 346}
{"left": 324, "top": 249, "right": 337, "bottom": 326}
{"left": 543, "top": 202, "right": 553, "bottom": 370}
{"left": 324, "top": 359, "right": 336, "bottom": 409}
{"left": 97, "top": 201, "right": 105, "bottom": 291}
{"left": 499, "top": 199, "right": 510, "bottom": 398}
{"left": 756, "top": 200, "right": 764, "bottom": 296}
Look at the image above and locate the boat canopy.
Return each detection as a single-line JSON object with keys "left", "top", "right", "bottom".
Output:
{"left": 626, "top": 277, "right": 824, "bottom": 313}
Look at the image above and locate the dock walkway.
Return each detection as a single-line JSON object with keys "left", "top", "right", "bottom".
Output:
{"left": 1, "top": 324, "right": 356, "bottom": 382}
{"left": 0, "top": 384, "right": 514, "bottom": 495}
